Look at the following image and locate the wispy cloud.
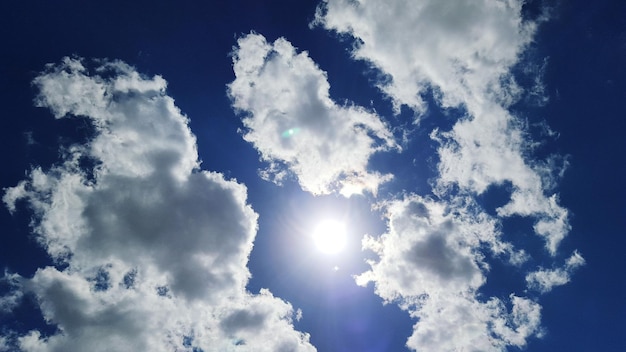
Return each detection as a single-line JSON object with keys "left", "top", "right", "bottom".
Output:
{"left": 228, "top": 33, "right": 398, "bottom": 197}
{"left": 0, "top": 272, "right": 22, "bottom": 314}
{"left": 526, "top": 251, "right": 585, "bottom": 293}
{"left": 2, "top": 58, "right": 314, "bottom": 352}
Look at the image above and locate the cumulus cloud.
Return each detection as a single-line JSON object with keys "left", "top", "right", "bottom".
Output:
{"left": 314, "top": 0, "right": 536, "bottom": 115}
{"left": 433, "top": 105, "right": 571, "bottom": 254}
{"left": 316, "top": 0, "right": 569, "bottom": 253}
{"left": 356, "top": 196, "right": 485, "bottom": 299}
{"left": 2, "top": 58, "right": 314, "bottom": 352}
{"left": 356, "top": 195, "right": 543, "bottom": 351}
{"left": 228, "top": 33, "right": 397, "bottom": 196}
{"left": 316, "top": 1, "right": 582, "bottom": 349}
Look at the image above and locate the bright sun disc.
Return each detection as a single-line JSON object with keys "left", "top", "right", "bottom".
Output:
{"left": 312, "top": 220, "right": 347, "bottom": 254}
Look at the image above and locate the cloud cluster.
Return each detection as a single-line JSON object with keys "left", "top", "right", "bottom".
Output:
{"left": 356, "top": 195, "right": 542, "bottom": 351}
{"left": 1, "top": 1, "right": 584, "bottom": 351}
{"left": 2, "top": 58, "right": 314, "bottom": 352}
{"left": 314, "top": 0, "right": 582, "bottom": 350}
{"left": 316, "top": 0, "right": 568, "bottom": 254}
{"left": 228, "top": 33, "right": 397, "bottom": 196}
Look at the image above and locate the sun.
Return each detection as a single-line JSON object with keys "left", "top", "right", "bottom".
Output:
{"left": 312, "top": 219, "right": 347, "bottom": 254}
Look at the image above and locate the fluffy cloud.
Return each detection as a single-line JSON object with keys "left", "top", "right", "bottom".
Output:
{"left": 316, "top": 0, "right": 569, "bottom": 253}
{"left": 314, "top": 0, "right": 536, "bottom": 114}
{"left": 406, "top": 294, "right": 542, "bottom": 351}
{"left": 2, "top": 58, "right": 314, "bottom": 352}
{"left": 356, "top": 195, "right": 543, "bottom": 351}
{"left": 228, "top": 33, "right": 397, "bottom": 196}
{"left": 433, "top": 105, "right": 571, "bottom": 254}
{"left": 356, "top": 196, "right": 485, "bottom": 299}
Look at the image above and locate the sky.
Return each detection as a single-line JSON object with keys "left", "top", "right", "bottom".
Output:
{"left": 0, "top": 0, "right": 624, "bottom": 351}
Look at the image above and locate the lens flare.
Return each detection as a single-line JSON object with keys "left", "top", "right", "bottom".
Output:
{"left": 281, "top": 127, "right": 301, "bottom": 138}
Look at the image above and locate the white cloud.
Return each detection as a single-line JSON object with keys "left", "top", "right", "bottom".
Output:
{"left": 2, "top": 58, "right": 315, "bottom": 352}
{"left": 356, "top": 195, "right": 485, "bottom": 299}
{"left": 228, "top": 33, "right": 397, "bottom": 196}
{"left": 315, "top": 0, "right": 571, "bottom": 254}
{"left": 526, "top": 251, "right": 586, "bottom": 293}
{"left": 0, "top": 272, "right": 22, "bottom": 314}
{"left": 0, "top": 335, "right": 13, "bottom": 352}
{"left": 434, "top": 106, "right": 571, "bottom": 254}
{"left": 314, "top": 0, "right": 536, "bottom": 115}
{"left": 317, "top": 1, "right": 580, "bottom": 348}
{"left": 406, "top": 294, "right": 542, "bottom": 351}
{"left": 356, "top": 195, "right": 543, "bottom": 351}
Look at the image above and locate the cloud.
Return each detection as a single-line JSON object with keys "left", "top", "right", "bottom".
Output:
{"left": 356, "top": 195, "right": 543, "bottom": 351}
{"left": 405, "top": 294, "right": 542, "bottom": 351}
{"left": 0, "top": 272, "right": 22, "bottom": 314}
{"left": 315, "top": 1, "right": 582, "bottom": 349}
{"left": 356, "top": 195, "right": 485, "bottom": 299}
{"left": 433, "top": 106, "right": 571, "bottom": 254}
{"left": 2, "top": 58, "right": 315, "bottom": 352}
{"left": 526, "top": 251, "right": 586, "bottom": 293}
{"left": 316, "top": 0, "right": 569, "bottom": 254}
{"left": 314, "top": 0, "right": 536, "bottom": 115}
{"left": 228, "top": 33, "right": 397, "bottom": 197}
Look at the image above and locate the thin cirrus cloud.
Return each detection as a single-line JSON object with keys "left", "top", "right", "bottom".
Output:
{"left": 2, "top": 58, "right": 315, "bottom": 352}
{"left": 228, "top": 33, "right": 398, "bottom": 197}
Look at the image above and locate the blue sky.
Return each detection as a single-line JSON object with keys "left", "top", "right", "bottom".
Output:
{"left": 0, "top": 1, "right": 624, "bottom": 351}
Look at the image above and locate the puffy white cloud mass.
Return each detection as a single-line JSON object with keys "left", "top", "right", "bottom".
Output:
{"left": 356, "top": 196, "right": 486, "bottom": 298}
{"left": 2, "top": 58, "right": 315, "bottom": 352}
{"left": 356, "top": 195, "right": 543, "bottom": 351}
{"left": 314, "top": 0, "right": 536, "bottom": 115}
{"left": 228, "top": 33, "right": 397, "bottom": 197}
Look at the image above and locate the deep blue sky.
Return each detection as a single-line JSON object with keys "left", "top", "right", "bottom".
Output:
{"left": 1, "top": 1, "right": 624, "bottom": 351}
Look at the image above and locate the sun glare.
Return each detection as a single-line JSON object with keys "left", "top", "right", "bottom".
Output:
{"left": 312, "top": 220, "right": 347, "bottom": 254}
